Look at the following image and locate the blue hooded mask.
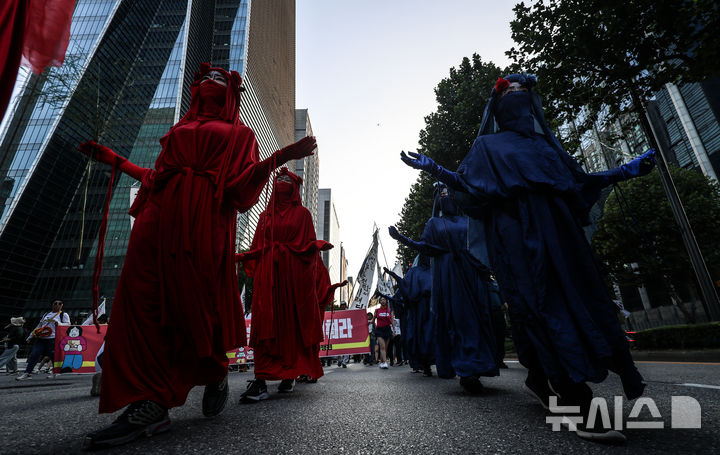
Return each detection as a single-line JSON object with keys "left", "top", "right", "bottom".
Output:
{"left": 431, "top": 183, "right": 459, "bottom": 217}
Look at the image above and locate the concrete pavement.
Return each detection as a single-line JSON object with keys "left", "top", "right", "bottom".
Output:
{"left": 1, "top": 360, "right": 719, "bottom": 454}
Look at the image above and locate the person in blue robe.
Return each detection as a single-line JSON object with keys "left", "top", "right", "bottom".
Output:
{"left": 399, "top": 73, "right": 654, "bottom": 441}
{"left": 385, "top": 255, "right": 435, "bottom": 376}
{"left": 389, "top": 184, "right": 498, "bottom": 393}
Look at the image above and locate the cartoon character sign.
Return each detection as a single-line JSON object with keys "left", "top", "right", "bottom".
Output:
{"left": 236, "top": 347, "right": 247, "bottom": 364}
{"left": 60, "top": 326, "right": 87, "bottom": 372}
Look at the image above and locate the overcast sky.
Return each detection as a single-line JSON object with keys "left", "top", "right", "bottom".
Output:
{"left": 296, "top": 0, "right": 516, "bottom": 275}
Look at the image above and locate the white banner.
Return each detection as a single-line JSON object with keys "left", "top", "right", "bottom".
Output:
{"left": 81, "top": 298, "right": 106, "bottom": 325}
{"left": 391, "top": 262, "right": 404, "bottom": 280}
{"left": 350, "top": 229, "right": 379, "bottom": 310}
{"left": 376, "top": 262, "right": 393, "bottom": 296}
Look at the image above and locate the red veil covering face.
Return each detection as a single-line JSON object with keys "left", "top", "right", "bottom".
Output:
{"left": 99, "top": 64, "right": 271, "bottom": 414}
{"left": 237, "top": 168, "right": 333, "bottom": 381}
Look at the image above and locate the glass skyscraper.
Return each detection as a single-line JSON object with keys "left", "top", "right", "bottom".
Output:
{"left": 0, "top": 0, "right": 296, "bottom": 322}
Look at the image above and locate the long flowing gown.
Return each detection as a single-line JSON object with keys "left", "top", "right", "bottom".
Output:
{"left": 411, "top": 215, "right": 498, "bottom": 379}
{"left": 389, "top": 260, "right": 434, "bottom": 370}
{"left": 238, "top": 170, "right": 330, "bottom": 381}
{"left": 456, "top": 119, "right": 645, "bottom": 398}
{"left": 100, "top": 77, "right": 270, "bottom": 413}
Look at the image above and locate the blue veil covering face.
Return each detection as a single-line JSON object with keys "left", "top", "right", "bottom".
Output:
{"left": 452, "top": 73, "right": 645, "bottom": 399}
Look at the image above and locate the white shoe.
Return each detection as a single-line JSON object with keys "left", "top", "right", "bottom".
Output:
{"left": 47, "top": 373, "right": 57, "bottom": 379}
{"left": 16, "top": 373, "right": 31, "bottom": 381}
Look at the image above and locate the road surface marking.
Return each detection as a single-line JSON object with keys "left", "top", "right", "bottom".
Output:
{"left": 677, "top": 383, "right": 720, "bottom": 390}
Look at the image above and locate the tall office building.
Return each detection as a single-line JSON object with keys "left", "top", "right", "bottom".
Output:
{"left": 655, "top": 80, "right": 720, "bottom": 181}
{"left": 294, "top": 109, "right": 319, "bottom": 227}
{"left": 0, "top": 0, "right": 296, "bottom": 321}
{"left": 317, "top": 188, "right": 346, "bottom": 305}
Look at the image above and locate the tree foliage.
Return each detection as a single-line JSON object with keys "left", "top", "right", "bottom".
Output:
{"left": 395, "top": 55, "right": 505, "bottom": 266}
{"left": 507, "top": 0, "right": 720, "bottom": 140}
{"left": 593, "top": 167, "right": 720, "bottom": 305}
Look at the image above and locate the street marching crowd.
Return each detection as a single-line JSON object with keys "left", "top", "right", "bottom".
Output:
{"left": 1, "top": 66, "right": 659, "bottom": 451}
{"left": 0, "top": 3, "right": 691, "bottom": 451}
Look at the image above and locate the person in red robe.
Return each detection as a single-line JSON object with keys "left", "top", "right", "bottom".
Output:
{"left": 236, "top": 167, "right": 346, "bottom": 402}
{"left": 78, "top": 64, "right": 316, "bottom": 449}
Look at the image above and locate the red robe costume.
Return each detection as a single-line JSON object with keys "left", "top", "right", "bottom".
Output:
{"left": 237, "top": 168, "right": 333, "bottom": 381}
{"left": 99, "top": 65, "right": 273, "bottom": 413}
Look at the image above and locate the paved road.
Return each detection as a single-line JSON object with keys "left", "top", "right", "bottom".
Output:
{"left": 1, "top": 360, "right": 719, "bottom": 454}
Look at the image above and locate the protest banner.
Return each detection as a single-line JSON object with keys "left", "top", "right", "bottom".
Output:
{"left": 319, "top": 309, "right": 370, "bottom": 357}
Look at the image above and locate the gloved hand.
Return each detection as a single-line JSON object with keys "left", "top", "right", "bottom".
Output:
{"left": 400, "top": 151, "right": 461, "bottom": 189}
{"left": 400, "top": 151, "right": 439, "bottom": 174}
{"left": 276, "top": 136, "right": 317, "bottom": 166}
{"left": 78, "top": 140, "right": 124, "bottom": 166}
{"left": 619, "top": 149, "right": 656, "bottom": 179}
{"left": 388, "top": 226, "right": 401, "bottom": 240}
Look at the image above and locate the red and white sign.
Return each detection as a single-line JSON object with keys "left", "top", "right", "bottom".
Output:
{"left": 53, "top": 325, "right": 107, "bottom": 374}
{"left": 319, "top": 309, "right": 370, "bottom": 357}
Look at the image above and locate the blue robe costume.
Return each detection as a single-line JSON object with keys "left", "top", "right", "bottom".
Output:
{"left": 451, "top": 75, "right": 645, "bottom": 399}
{"left": 393, "top": 189, "right": 498, "bottom": 379}
{"left": 386, "top": 257, "right": 434, "bottom": 370}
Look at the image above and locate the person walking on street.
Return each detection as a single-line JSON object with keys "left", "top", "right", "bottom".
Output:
{"left": 17, "top": 299, "right": 70, "bottom": 380}
{"left": 1, "top": 317, "right": 26, "bottom": 374}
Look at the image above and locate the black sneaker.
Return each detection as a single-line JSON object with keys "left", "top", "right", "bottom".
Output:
{"left": 459, "top": 375, "right": 484, "bottom": 394}
{"left": 278, "top": 379, "right": 294, "bottom": 393}
{"left": 239, "top": 379, "right": 269, "bottom": 404}
{"left": 524, "top": 372, "right": 556, "bottom": 411}
{"left": 202, "top": 374, "right": 229, "bottom": 417}
{"left": 83, "top": 400, "right": 170, "bottom": 450}
{"left": 423, "top": 366, "right": 433, "bottom": 377}
{"left": 574, "top": 421, "right": 627, "bottom": 444}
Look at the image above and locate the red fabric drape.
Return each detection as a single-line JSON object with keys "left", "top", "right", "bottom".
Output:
{"left": 0, "top": 0, "right": 74, "bottom": 121}
{"left": 21, "top": 0, "right": 74, "bottom": 74}
{"left": 237, "top": 169, "right": 332, "bottom": 380}
{"left": 99, "top": 65, "right": 271, "bottom": 414}
{"left": 0, "top": 0, "right": 27, "bottom": 120}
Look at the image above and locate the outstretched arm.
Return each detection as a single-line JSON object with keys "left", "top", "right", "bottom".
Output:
{"left": 252, "top": 136, "right": 317, "bottom": 181}
{"left": 388, "top": 225, "right": 425, "bottom": 252}
{"left": 400, "top": 151, "right": 462, "bottom": 191}
{"left": 588, "top": 149, "right": 656, "bottom": 188}
{"left": 383, "top": 267, "right": 402, "bottom": 283}
{"left": 78, "top": 141, "right": 149, "bottom": 182}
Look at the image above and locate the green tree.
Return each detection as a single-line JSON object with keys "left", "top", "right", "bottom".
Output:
{"left": 593, "top": 167, "right": 720, "bottom": 310}
{"left": 508, "top": 0, "right": 720, "bottom": 318}
{"left": 507, "top": 0, "right": 720, "bottom": 134}
{"left": 395, "top": 55, "right": 505, "bottom": 266}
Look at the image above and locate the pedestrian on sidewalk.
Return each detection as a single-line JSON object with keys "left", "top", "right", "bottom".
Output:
{"left": 1, "top": 317, "right": 26, "bottom": 374}
{"left": 17, "top": 299, "right": 70, "bottom": 381}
